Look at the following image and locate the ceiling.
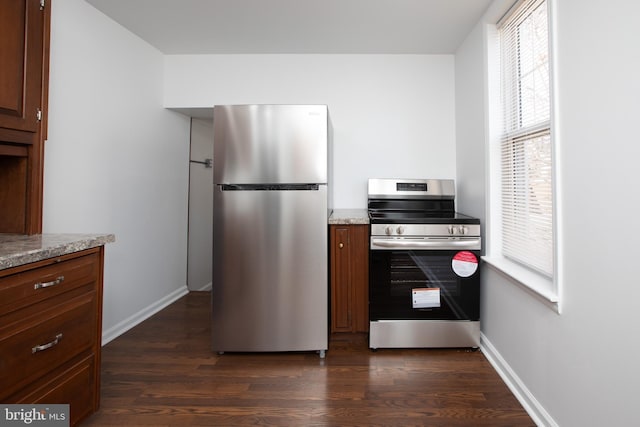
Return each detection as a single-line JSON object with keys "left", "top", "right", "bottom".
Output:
{"left": 85, "top": 0, "right": 492, "bottom": 54}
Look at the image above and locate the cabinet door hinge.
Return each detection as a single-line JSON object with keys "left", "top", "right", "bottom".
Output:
{"left": 36, "top": 108, "right": 43, "bottom": 122}
{"left": 40, "top": 0, "right": 46, "bottom": 11}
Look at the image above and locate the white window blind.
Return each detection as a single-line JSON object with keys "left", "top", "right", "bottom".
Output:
{"left": 499, "top": 0, "right": 554, "bottom": 277}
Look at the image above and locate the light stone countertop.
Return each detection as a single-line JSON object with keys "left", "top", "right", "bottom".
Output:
{"left": 0, "top": 233, "right": 115, "bottom": 270}
{"left": 328, "top": 209, "right": 369, "bottom": 225}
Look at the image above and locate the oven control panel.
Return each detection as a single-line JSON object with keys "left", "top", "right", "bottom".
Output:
{"left": 447, "top": 225, "right": 472, "bottom": 235}
{"left": 371, "top": 223, "right": 481, "bottom": 237}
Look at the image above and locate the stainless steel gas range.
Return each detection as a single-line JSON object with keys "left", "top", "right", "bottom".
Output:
{"left": 367, "top": 178, "right": 481, "bottom": 349}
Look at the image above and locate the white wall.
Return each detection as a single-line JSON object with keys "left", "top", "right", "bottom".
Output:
{"left": 455, "top": 0, "right": 640, "bottom": 425}
{"left": 187, "top": 118, "right": 213, "bottom": 291}
{"left": 164, "top": 55, "right": 457, "bottom": 208}
{"left": 454, "top": 23, "right": 487, "bottom": 231}
{"left": 44, "top": 0, "right": 192, "bottom": 343}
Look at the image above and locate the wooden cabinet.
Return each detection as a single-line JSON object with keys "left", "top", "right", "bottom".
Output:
{"left": 330, "top": 224, "right": 369, "bottom": 333}
{"left": 0, "top": 247, "right": 105, "bottom": 427}
{"left": 0, "top": 0, "right": 51, "bottom": 234}
{"left": 0, "top": 0, "right": 46, "bottom": 135}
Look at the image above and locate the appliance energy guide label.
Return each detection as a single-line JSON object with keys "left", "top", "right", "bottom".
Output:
{"left": 412, "top": 288, "right": 441, "bottom": 308}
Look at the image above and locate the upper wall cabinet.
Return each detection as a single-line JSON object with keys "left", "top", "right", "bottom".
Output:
{"left": 0, "top": 0, "right": 50, "bottom": 234}
{"left": 0, "top": 0, "right": 47, "bottom": 140}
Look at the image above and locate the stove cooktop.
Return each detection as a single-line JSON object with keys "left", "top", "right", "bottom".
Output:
{"left": 368, "top": 211, "right": 480, "bottom": 225}
{"left": 367, "top": 178, "right": 480, "bottom": 226}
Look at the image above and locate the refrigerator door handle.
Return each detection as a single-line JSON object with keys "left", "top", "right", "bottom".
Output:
{"left": 220, "top": 184, "right": 320, "bottom": 191}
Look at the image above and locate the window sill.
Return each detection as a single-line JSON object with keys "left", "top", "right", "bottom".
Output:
{"left": 482, "top": 255, "right": 560, "bottom": 314}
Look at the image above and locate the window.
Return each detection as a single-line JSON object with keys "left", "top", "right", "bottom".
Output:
{"left": 500, "top": 0, "right": 553, "bottom": 277}
{"left": 486, "top": 0, "right": 557, "bottom": 304}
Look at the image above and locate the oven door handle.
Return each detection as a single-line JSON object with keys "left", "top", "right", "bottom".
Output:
{"left": 371, "top": 237, "right": 481, "bottom": 250}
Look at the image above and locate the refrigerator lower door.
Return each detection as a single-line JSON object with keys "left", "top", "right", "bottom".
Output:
{"left": 212, "top": 185, "right": 328, "bottom": 353}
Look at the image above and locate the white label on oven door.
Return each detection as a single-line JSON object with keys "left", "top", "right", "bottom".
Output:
{"left": 452, "top": 251, "right": 478, "bottom": 277}
{"left": 412, "top": 288, "right": 440, "bottom": 309}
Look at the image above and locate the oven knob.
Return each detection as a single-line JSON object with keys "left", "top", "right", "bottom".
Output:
{"left": 448, "top": 225, "right": 456, "bottom": 234}
{"left": 396, "top": 226, "right": 405, "bottom": 235}
{"left": 385, "top": 226, "right": 394, "bottom": 235}
{"left": 458, "top": 226, "right": 467, "bottom": 235}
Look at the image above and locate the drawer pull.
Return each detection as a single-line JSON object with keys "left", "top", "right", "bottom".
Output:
{"left": 34, "top": 275, "right": 65, "bottom": 290}
{"left": 32, "top": 333, "right": 63, "bottom": 354}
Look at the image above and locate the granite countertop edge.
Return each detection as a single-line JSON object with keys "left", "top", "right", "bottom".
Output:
{"left": 329, "top": 209, "right": 369, "bottom": 225}
{"left": 0, "top": 233, "right": 116, "bottom": 271}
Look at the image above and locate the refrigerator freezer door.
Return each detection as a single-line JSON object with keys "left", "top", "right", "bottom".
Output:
{"left": 214, "top": 105, "right": 328, "bottom": 184}
{"left": 212, "top": 185, "right": 328, "bottom": 352}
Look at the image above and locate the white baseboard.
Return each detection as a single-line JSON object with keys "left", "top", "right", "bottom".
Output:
{"left": 480, "top": 332, "right": 558, "bottom": 427}
{"left": 189, "top": 281, "right": 212, "bottom": 292}
{"left": 101, "top": 285, "right": 189, "bottom": 346}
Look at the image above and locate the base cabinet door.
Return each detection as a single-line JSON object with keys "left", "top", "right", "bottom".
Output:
{"left": 16, "top": 355, "right": 96, "bottom": 427}
{"left": 330, "top": 225, "right": 369, "bottom": 333}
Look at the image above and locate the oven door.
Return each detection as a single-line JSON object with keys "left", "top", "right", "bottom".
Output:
{"left": 369, "top": 244, "right": 480, "bottom": 321}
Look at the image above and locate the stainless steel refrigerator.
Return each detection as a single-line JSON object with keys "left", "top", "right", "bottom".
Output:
{"left": 212, "top": 105, "right": 331, "bottom": 357}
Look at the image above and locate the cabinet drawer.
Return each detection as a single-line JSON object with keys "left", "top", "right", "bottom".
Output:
{"left": 17, "top": 355, "right": 96, "bottom": 427}
{"left": 0, "top": 293, "right": 96, "bottom": 400}
{"left": 0, "top": 251, "right": 99, "bottom": 315}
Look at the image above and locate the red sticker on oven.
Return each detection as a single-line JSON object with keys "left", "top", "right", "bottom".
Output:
{"left": 452, "top": 251, "right": 478, "bottom": 277}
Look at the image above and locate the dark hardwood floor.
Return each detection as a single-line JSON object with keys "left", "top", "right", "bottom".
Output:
{"left": 83, "top": 292, "right": 534, "bottom": 426}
